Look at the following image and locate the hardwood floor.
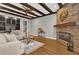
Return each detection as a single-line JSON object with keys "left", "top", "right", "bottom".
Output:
{"left": 29, "top": 38, "right": 79, "bottom": 55}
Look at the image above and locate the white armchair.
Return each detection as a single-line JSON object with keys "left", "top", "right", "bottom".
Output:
{"left": 0, "top": 33, "right": 25, "bottom": 55}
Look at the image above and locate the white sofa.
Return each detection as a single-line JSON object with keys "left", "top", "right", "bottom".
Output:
{"left": 0, "top": 33, "right": 25, "bottom": 55}
{"left": 12, "top": 30, "right": 26, "bottom": 40}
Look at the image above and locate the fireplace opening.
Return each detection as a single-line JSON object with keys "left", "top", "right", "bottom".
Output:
{"left": 57, "top": 32, "right": 74, "bottom": 51}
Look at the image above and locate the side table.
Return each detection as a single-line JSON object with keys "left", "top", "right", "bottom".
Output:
{"left": 38, "top": 32, "right": 45, "bottom": 39}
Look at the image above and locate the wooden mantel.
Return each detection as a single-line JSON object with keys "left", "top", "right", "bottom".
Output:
{"left": 54, "top": 22, "right": 76, "bottom": 27}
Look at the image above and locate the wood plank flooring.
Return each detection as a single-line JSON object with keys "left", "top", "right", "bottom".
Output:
{"left": 29, "top": 38, "right": 79, "bottom": 55}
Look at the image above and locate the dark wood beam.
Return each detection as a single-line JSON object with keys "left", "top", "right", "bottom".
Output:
{"left": 2, "top": 3, "right": 39, "bottom": 17}
{"left": 0, "top": 10, "right": 31, "bottom": 19}
{"left": 58, "top": 3, "right": 63, "bottom": 8}
{"left": 20, "top": 3, "right": 46, "bottom": 16}
{"left": 0, "top": 6, "right": 34, "bottom": 19}
{"left": 32, "top": 12, "right": 56, "bottom": 20}
{"left": 39, "top": 3, "right": 53, "bottom": 13}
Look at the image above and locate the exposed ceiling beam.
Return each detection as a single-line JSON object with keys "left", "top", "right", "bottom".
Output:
{"left": 2, "top": 3, "right": 39, "bottom": 17}
{"left": 0, "top": 10, "right": 31, "bottom": 19}
{"left": 39, "top": 3, "right": 53, "bottom": 13}
{"left": 0, "top": 6, "right": 34, "bottom": 19}
{"left": 58, "top": 3, "right": 63, "bottom": 8}
{"left": 20, "top": 3, "right": 46, "bottom": 16}
{"left": 32, "top": 12, "right": 56, "bottom": 19}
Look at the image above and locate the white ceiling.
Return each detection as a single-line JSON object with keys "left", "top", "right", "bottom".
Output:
{"left": 0, "top": 3, "right": 60, "bottom": 19}
{"left": 46, "top": 3, "right": 59, "bottom": 12}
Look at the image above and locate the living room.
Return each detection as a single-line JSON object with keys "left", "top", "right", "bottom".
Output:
{"left": 0, "top": 3, "right": 79, "bottom": 55}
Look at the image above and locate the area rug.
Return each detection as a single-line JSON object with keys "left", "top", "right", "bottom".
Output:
{"left": 24, "top": 40, "right": 44, "bottom": 54}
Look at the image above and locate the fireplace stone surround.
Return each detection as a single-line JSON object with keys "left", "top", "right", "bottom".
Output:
{"left": 55, "top": 3, "right": 79, "bottom": 53}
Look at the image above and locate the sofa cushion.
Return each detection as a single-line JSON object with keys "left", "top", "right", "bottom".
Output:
{"left": 0, "top": 33, "right": 7, "bottom": 44}
{"left": 4, "top": 33, "right": 18, "bottom": 42}
{"left": 12, "top": 30, "right": 25, "bottom": 40}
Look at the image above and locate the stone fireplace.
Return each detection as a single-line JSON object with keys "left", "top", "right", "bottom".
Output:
{"left": 55, "top": 3, "right": 79, "bottom": 52}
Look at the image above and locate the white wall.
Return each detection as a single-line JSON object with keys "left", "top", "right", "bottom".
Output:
{"left": 30, "top": 14, "right": 56, "bottom": 39}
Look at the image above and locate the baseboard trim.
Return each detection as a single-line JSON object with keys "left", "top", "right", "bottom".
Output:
{"left": 30, "top": 34, "right": 56, "bottom": 40}
{"left": 45, "top": 37, "right": 56, "bottom": 40}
